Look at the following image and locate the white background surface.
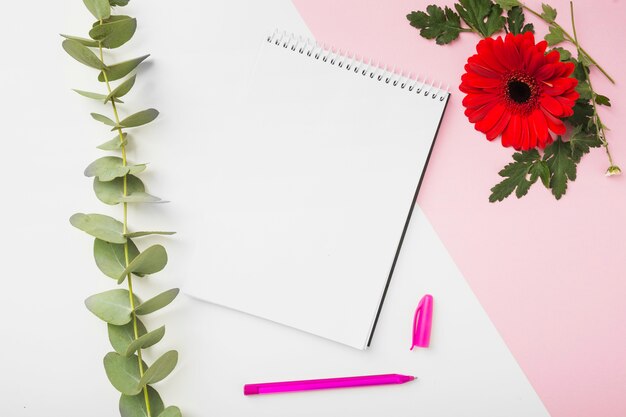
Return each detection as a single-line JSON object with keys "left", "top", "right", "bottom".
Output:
{"left": 0, "top": 1, "right": 549, "bottom": 416}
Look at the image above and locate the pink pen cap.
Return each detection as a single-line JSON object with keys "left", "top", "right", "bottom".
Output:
{"left": 411, "top": 294, "right": 433, "bottom": 349}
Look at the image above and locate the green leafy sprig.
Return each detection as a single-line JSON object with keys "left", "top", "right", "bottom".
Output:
{"left": 406, "top": 0, "right": 618, "bottom": 201}
{"left": 62, "top": 1, "right": 182, "bottom": 416}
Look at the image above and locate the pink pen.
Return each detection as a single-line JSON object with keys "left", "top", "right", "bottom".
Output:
{"left": 244, "top": 373, "right": 415, "bottom": 395}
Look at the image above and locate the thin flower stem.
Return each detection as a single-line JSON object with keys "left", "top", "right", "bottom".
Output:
{"left": 569, "top": 1, "right": 615, "bottom": 168}
{"left": 521, "top": 3, "right": 615, "bottom": 83}
{"left": 98, "top": 34, "right": 153, "bottom": 417}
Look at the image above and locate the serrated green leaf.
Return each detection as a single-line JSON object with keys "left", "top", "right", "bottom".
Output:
{"left": 99, "top": 54, "right": 150, "bottom": 82}
{"left": 567, "top": 99, "right": 594, "bottom": 130}
{"left": 506, "top": 6, "right": 533, "bottom": 35}
{"left": 84, "top": 156, "right": 146, "bottom": 182}
{"left": 407, "top": 5, "right": 463, "bottom": 45}
{"left": 489, "top": 149, "right": 541, "bottom": 202}
{"left": 575, "top": 80, "right": 592, "bottom": 100}
{"left": 118, "top": 109, "right": 159, "bottom": 129}
{"left": 83, "top": 0, "right": 111, "bottom": 20}
{"left": 90, "top": 16, "right": 137, "bottom": 49}
{"left": 117, "top": 245, "right": 168, "bottom": 283}
{"left": 73, "top": 89, "right": 123, "bottom": 103}
{"left": 60, "top": 34, "right": 100, "bottom": 47}
{"left": 119, "top": 192, "right": 164, "bottom": 204}
{"left": 124, "top": 231, "right": 176, "bottom": 238}
{"left": 544, "top": 25, "right": 564, "bottom": 46}
{"left": 70, "top": 213, "right": 126, "bottom": 243}
{"left": 108, "top": 320, "right": 147, "bottom": 355}
{"left": 494, "top": 0, "right": 521, "bottom": 11}
{"left": 106, "top": 75, "right": 136, "bottom": 104}
{"left": 544, "top": 137, "right": 577, "bottom": 199}
{"left": 97, "top": 133, "right": 128, "bottom": 150}
{"left": 135, "top": 289, "right": 179, "bottom": 316}
{"left": 104, "top": 352, "right": 144, "bottom": 395}
{"left": 541, "top": 3, "right": 557, "bottom": 22}
{"left": 529, "top": 160, "right": 551, "bottom": 188}
{"left": 94, "top": 237, "right": 141, "bottom": 279}
{"left": 124, "top": 326, "right": 166, "bottom": 356}
{"left": 552, "top": 47, "right": 572, "bottom": 62}
{"left": 94, "top": 174, "right": 145, "bottom": 205}
{"left": 569, "top": 125, "right": 602, "bottom": 162}
{"left": 120, "top": 386, "right": 164, "bottom": 417}
{"left": 455, "top": 0, "right": 506, "bottom": 38}
{"left": 85, "top": 289, "right": 138, "bottom": 325}
{"left": 91, "top": 112, "right": 117, "bottom": 126}
{"left": 62, "top": 39, "right": 106, "bottom": 70}
{"left": 138, "top": 351, "right": 178, "bottom": 388}
{"left": 595, "top": 94, "right": 611, "bottom": 107}
{"left": 158, "top": 407, "right": 182, "bottom": 417}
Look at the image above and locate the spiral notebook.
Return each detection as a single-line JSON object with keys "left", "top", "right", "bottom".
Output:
{"left": 184, "top": 31, "right": 449, "bottom": 350}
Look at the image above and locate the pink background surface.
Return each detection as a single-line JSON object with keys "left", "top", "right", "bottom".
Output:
{"left": 292, "top": 1, "right": 626, "bottom": 416}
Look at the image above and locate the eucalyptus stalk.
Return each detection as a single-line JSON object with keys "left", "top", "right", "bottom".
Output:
{"left": 62, "top": 1, "right": 182, "bottom": 416}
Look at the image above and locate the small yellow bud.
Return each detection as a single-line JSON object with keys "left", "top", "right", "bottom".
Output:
{"left": 606, "top": 165, "right": 622, "bottom": 177}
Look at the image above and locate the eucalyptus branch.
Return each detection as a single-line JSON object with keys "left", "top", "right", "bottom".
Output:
{"left": 97, "top": 39, "right": 153, "bottom": 415}
{"left": 62, "top": 1, "right": 183, "bottom": 416}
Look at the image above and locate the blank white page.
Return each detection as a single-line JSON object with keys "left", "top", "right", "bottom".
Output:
{"left": 184, "top": 33, "right": 449, "bottom": 349}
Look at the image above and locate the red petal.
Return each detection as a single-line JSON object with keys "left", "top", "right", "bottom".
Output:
{"left": 530, "top": 109, "right": 550, "bottom": 148}
{"left": 461, "top": 73, "right": 503, "bottom": 88}
{"left": 541, "top": 107, "right": 567, "bottom": 135}
{"left": 502, "top": 113, "right": 521, "bottom": 148}
{"left": 540, "top": 95, "right": 564, "bottom": 117}
{"left": 485, "top": 108, "right": 512, "bottom": 140}
{"left": 462, "top": 93, "right": 499, "bottom": 108}
{"left": 465, "top": 101, "right": 497, "bottom": 123}
{"left": 475, "top": 102, "right": 506, "bottom": 133}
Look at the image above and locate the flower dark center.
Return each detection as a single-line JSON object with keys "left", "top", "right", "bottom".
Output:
{"left": 507, "top": 80, "right": 532, "bottom": 104}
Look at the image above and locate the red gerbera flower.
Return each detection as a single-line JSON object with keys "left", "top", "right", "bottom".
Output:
{"left": 459, "top": 32, "right": 579, "bottom": 150}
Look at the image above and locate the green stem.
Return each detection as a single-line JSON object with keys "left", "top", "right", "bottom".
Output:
{"left": 568, "top": 1, "right": 615, "bottom": 167}
{"left": 98, "top": 34, "right": 153, "bottom": 417}
{"left": 521, "top": 3, "right": 614, "bottom": 83}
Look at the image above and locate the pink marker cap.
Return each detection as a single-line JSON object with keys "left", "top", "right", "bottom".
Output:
{"left": 411, "top": 294, "right": 433, "bottom": 349}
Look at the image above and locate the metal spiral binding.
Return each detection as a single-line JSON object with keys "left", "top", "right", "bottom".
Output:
{"left": 267, "top": 30, "right": 450, "bottom": 101}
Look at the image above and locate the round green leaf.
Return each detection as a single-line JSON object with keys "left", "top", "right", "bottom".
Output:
{"left": 62, "top": 39, "right": 106, "bottom": 70}
{"left": 117, "top": 245, "right": 168, "bottom": 283}
{"left": 82, "top": 0, "right": 111, "bottom": 20}
{"left": 119, "top": 192, "right": 163, "bottom": 204}
{"left": 104, "top": 352, "right": 144, "bottom": 395}
{"left": 135, "top": 289, "right": 179, "bottom": 316}
{"left": 105, "top": 75, "right": 136, "bottom": 103}
{"left": 89, "top": 16, "right": 137, "bottom": 49}
{"left": 158, "top": 406, "right": 182, "bottom": 417}
{"left": 138, "top": 350, "right": 178, "bottom": 387}
{"left": 70, "top": 213, "right": 126, "bottom": 244}
{"left": 94, "top": 237, "right": 141, "bottom": 279}
{"left": 110, "top": 0, "right": 130, "bottom": 6}
{"left": 94, "top": 174, "right": 145, "bottom": 205}
{"left": 85, "top": 289, "right": 139, "bottom": 325}
{"left": 124, "top": 231, "right": 176, "bottom": 238}
{"left": 124, "top": 326, "right": 166, "bottom": 356}
{"left": 97, "top": 133, "right": 128, "bottom": 150}
{"left": 99, "top": 54, "right": 149, "bottom": 82}
{"left": 60, "top": 34, "right": 100, "bottom": 47}
{"left": 119, "top": 109, "right": 159, "bottom": 129}
{"left": 91, "top": 112, "right": 116, "bottom": 127}
{"left": 108, "top": 319, "right": 147, "bottom": 355}
{"left": 84, "top": 156, "right": 146, "bottom": 182}
{"left": 73, "top": 89, "right": 122, "bottom": 103}
{"left": 119, "top": 386, "right": 164, "bottom": 417}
